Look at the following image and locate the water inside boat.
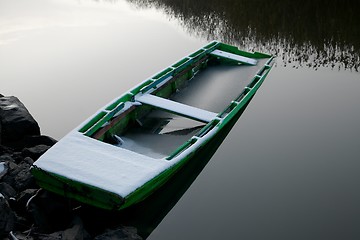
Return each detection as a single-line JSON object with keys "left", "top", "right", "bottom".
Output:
{"left": 171, "top": 59, "right": 268, "bottom": 112}
{"left": 104, "top": 58, "right": 268, "bottom": 158}
{"left": 116, "top": 111, "right": 204, "bottom": 158}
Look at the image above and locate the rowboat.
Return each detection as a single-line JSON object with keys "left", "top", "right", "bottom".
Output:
{"left": 31, "top": 41, "right": 274, "bottom": 210}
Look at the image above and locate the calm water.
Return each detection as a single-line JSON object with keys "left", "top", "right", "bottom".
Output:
{"left": 1, "top": 0, "right": 360, "bottom": 239}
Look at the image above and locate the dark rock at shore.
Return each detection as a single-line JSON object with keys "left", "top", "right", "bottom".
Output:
{"left": 26, "top": 190, "right": 143, "bottom": 239}
{"left": 15, "top": 162, "right": 36, "bottom": 191}
{"left": 25, "top": 135, "right": 57, "bottom": 147}
{"left": 2, "top": 160, "right": 36, "bottom": 192}
{"left": 61, "top": 216, "right": 91, "bottom": 240}
{"left": 0, "top": 144, "right": 13, "bottom": 155}
{"left": 27, "top": 190, "right": 74, "bottom": 233}
{"left": 16, "top": 189, "right": 38, "bottom": 213}
{"left": 0, "top": 182, "right": 16, "bottom": 200}
{"left": 1, "top": 161, "right": 19, "bottom": 187}
{"left": 22, "top": 145, "right": 51, "bottom": 161}
{"left": 9, "top": 135, "right": 58, "bottom": 151}
{"left": 94, "top": 227, "right": 143, "bottom": 240}
{"left": 0, "top": 96, "right": 40, "bottom": 146}
{"left": 0, "top": 195, "right": 16, "bottom": 237}
{"left": 15, "top": 216, "right": 91, "bottom": 240}
{"left": 0, "top": 161, "right": 9, "bottom": 180}
{"left": 23, "top": 156, "right": 34, "bottom": 165}
{"left": 0, "top": 95, "right": 143, "bottom": 239}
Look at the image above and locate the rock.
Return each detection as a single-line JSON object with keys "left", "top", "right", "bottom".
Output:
{"left": 0, "top": 95, "right": 63, "bottom": 238}
{"left": 22, "top": 135, "right": 57, "bottom": 148}
{"left": 10, "top": 152, "right": 24, "bottom": 164}
{"left": 7, "top": 160, "right": 19, "bottom": 172}
{"left": 0, "top": 151, "right": 23, "bottom": 164}
{"left": 13, "top": 213, "right": 33, "bottom": 233}
{"left": 0, "top": 182, "right": 16, "bottom": 200}
{"left": 16, "top": 189, "right": 38, "bottom": 214}
{"left": 14, "top": 169, "right": 35, "bottom": 192}
{"left": 32, "top": 231, "right": 62, "bottom": 240}
{"left": 22, "top": 145, "right": 51, "bottom": 160}
{"left": 1, "top": 161, "right": 18, "bottom": 187}
{"left": 0, "top": 194, "right": 16, "bottom": 237}
{"left": 61, "top": 216, "right": 90, "bottom": 240}
{"left": 7, "top": 231, "right": 35, "bottom": 240}
{"left": 0, "top": 96, "right": 40, "bottom": 146}
{"left": 23, "top": 157, "right": 34, "bottom": 165}
{"left": 0, "top": 161, "right": 8, "bottom": 180}
{"left": 0, "top": 144, "right": 13, "bottom": 155}
{"left": 27, "top": 190, "right": 73, "bottom": 233}
{"left": 0, "top": 153, "right": 15, "bottom": 164}
{"left": 94, "top": 226, "right": 143, "bottom": 240}
{"left": 13, "top": 162, "right": 36, "bottom": 191}
{"left": 1, "top": 160, "right": 35, "bottom": 192}
{"left": 8, "top": 135, "right": 57, "bottom": 151}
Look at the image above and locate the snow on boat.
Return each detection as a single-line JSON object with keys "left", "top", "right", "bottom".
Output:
{"left": 31, "top": 41, "right": 274, "bottom": 210}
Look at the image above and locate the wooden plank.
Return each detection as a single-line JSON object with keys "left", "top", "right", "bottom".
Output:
{"left": 210, "top": 49, "right": 258, "bottom": 65}
{"left": 136, "top": 94, "right": 217, "bottom": 123}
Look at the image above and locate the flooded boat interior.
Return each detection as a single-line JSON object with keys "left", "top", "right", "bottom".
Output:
{"left": 99, "top": 57, "right": 269, "bottom": 158}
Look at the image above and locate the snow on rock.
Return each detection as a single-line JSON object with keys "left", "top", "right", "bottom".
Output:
{"left": 0, "top": 162, "right": 6, "bottom": 179}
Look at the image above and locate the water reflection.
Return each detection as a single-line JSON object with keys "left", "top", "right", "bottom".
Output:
{"left": 124, "top": 0, "right": 360, "bottom": 71}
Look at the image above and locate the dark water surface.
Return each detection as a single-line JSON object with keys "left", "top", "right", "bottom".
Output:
{"left": 1, "top": 0, "right": 360, "bottom": 239}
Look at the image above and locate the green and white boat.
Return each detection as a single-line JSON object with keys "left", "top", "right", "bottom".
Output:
{"left": 31, "top": 41, "right": 274, "bottom": 210}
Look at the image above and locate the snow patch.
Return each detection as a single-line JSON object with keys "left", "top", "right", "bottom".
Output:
{"left": 136, "top": 94, "right": 217, "bottom": 123}
{"left": 0, "top": 162, "right": 5, "bottom": 173}
{"left": 33, "top": 132, "right": 174, "bottom": 197}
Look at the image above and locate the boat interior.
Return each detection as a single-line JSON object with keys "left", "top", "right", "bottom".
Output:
{"left": 78, "top": 43, "right": 273, "bottom": 159}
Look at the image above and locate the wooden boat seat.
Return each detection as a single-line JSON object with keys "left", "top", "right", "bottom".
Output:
{"left": 135, "top": 94, "right": 217, "bottom": 123}
{"left": 210, "top": 49, "right": 258, "bottom": 65}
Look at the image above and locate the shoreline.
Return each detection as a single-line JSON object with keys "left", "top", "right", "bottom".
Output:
{"left": 0, "top": 94, "right": 142, "bottom": 240}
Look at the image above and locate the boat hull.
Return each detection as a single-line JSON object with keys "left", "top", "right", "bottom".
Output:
{"left": 32, "top": 41, "right": 274, "bottom": 210}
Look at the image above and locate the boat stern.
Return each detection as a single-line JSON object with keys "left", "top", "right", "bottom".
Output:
{"left": 31, "top": 166, "right": 125, "bottom": 210}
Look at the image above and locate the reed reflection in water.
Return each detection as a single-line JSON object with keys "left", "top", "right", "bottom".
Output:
{"left": 126, "top": 0, "right": 360, "bottom": 71}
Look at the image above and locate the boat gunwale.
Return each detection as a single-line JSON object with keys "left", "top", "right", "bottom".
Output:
{"left": 78, "top": 41, "right": 273, "bottom": 145}
{"left": 32, "top": 41, "right": 274, "bottom": 210}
